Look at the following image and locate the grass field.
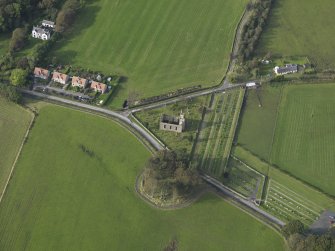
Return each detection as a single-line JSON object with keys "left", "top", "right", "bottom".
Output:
{"left": 236, "top": 84, "right": 283, "bottom": 161}
{"left": 271, "top": 83, "right": 335, "bottom": 196}
{"left": 193, "top": 89, "right": 245, "bottom": 176}
{"left": 256, "top": 0, "right": 335, "bottom": 69}
{"left": 234, "top": 146, "right": 335, "bottom": 225}
{"left": 0, "top": 104, "right": 286, "bottom": 251}
{"left": 0, "top": 98, "right": 32, "bottom": 196}
{"left": 51, "top": 0, "right": 247, "bottom": 107}
{"left": 135, "top": 96, "right": 209, "bottom": 155}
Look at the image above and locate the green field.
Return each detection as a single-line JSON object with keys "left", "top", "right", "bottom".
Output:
{"left": 52, "top": 0, "right": 247, "bottom": 107}
{"left": 193, "top": 89, "right": 245, "bottom": 176}
{"left": 0, "top": 104, "right": 286, "bottom": 251}
{"left": 256, "top": 0, "right": 335, "bottom": 68}
{"left": 135, "top": 96, "right": 209, "bottom": 155}
{"left": 236, "top": 84, "right": 282, "bottom": 161}
{"left": 0, "top": 98, "right": 32, "bottom": 196}
{"left": 271, "top": 84, "right": 335, "bottom": 196}
{"left": 233, "top": 146, "right": 335, "bottom": 225}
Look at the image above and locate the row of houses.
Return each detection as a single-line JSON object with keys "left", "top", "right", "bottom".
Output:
{"left": 34, "top": 67, "right": 108, "bottom": 93}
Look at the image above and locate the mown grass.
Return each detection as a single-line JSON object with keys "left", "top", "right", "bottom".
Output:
{"left": 0, "top": 104, "right": 286, "bottom": 251}
{"left": 256, "top": 0, "right": 335, "bottom": 69}
{"left": 271, "top": 83, "right": 335, "bottom": 196}
{"left": 236, "top": 84, "right": 283, "bottom": 161}
{"left": 51, "top": 0, "right": 247, "bottom": 107}
{"left": 233, "top": 146, "right": 335, "bottom": 211}
{"left": 0, "top": 98, "right": 32, "bottom": 195}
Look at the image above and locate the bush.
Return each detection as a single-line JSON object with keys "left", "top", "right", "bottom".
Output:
{"left": 10, "top": 69, "right": 28, "bottom": 86}
{"left": 9, "top": 27, "right": 27, "bottom": 52}
{"left": 282, "top": 220, "right": 305, "bottom": 239}
{"left": 0, "top": 84, "right": 22, "bottom": 103}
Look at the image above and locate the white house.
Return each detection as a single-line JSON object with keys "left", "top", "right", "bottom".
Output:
{"left": 274, "top": 64, "right": 298, "bottom": 75}
{"left": 42, "top": 20, "right": 55, "bottom": 29}
{"left": 32, "top": 26, "right": 50, "bottom": 40}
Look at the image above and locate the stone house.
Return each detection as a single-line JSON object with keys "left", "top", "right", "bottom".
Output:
{"left": 159, "top": 112, "right": 186, "bottom": 133}
{"left": 32, "top": 26, "right": 50, "bottom": 40}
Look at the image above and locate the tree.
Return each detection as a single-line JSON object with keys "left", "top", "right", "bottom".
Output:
{"left": 282, "top": 220, "right": 305, "bottom": 238}
{"left": 9, "top": 27, "right": 27, "bottom": 52}
{"left": 10, "top": 69, "right": 28, "bottom": 86}
{"left": 0, "top": 84, "right": 22, "bottom": 103}
{"left": 141, "top": 150, "right": 201, "bottom": 204}
{"left": 55, "top": 0, "right": 80, "bottom": 33}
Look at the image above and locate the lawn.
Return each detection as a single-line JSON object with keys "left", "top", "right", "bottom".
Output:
{"left": 0, "top": 98, "right": 32, "bottom": 196}
{"left": 0, "top": 104, "right": 286, "bottom": 251}
{"left": 236, "top": 84, "right": 283, "bottom": 161}
{"left": 256, "top": 0, "right": 335, "bottom": 69}
{"left": 271, "top": 83, "right": 335, "bottom": 196}
{"left": 51, "top": 0, "right": 247, "bottom": 107}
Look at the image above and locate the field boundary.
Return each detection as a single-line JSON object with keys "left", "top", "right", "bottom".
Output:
{"left": 0, "top": 108, "right": 35, "bottom": 205}
{"left": 222, "top": 88, "right": 245, "bottom": 172}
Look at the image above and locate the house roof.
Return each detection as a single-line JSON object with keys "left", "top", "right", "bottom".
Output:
{"left": 52, "top": 71, "right": 69, "bottom": 81}
{"left": 32, "top": 26, "right": 50, "bottom": 36}
{"left": 34, "top": 67, "right": 49, "bottom": 77}
{"left": 42, "top": 20, "right": 55, "bottom": 26}
{"left": 72, "top": 76, "right": 88, "bottom": 86}
{"left": 91, "top": 81, "right": 107, "bottom": 92}
{"left": 274, "top": 64, "right": 298, "bottom": 74}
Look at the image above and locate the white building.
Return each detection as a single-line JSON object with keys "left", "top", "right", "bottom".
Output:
{"left": 273, "top": 64, "right": 298, "bottom": 75}
{"left": 42, "top": 20, "right": 55, "bottom": 29}
{"left": 246, "top": 82, "right": 257, "bottom": 88}
{"left": 32, "top": 26, "right": 50, "bottom": 40}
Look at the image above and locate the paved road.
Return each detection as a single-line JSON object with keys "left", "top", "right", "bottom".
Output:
{"left": 202, "top": 174, "right": 285, "bottom": 227}
{"left": 34, "top": 85, "right": 92, "bottom": 100}
{"left": 127, "top": 83, "right": 245, "bottom": 115}
{"left": 22, "top": 90, "right": 165, "bottom": 151}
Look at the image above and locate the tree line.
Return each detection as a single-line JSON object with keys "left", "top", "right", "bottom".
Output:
{"left": 238, "top": 0, "right": 273, "bottom": 62}
{"left": 0, "top": 0, "right": 63, "bottom": 32}
{"left": 282, "top": 220, "right": 335, "bottom": 251}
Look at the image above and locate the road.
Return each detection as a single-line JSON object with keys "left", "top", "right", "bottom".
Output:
{"left": 202, "top": 174, "right": 285, "bottom": 227}
{"left": 22, "top": 90, "right": 165, "bottom": 151}
{"left": 127, "top": 83, "right": 244, "bottom": 115}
